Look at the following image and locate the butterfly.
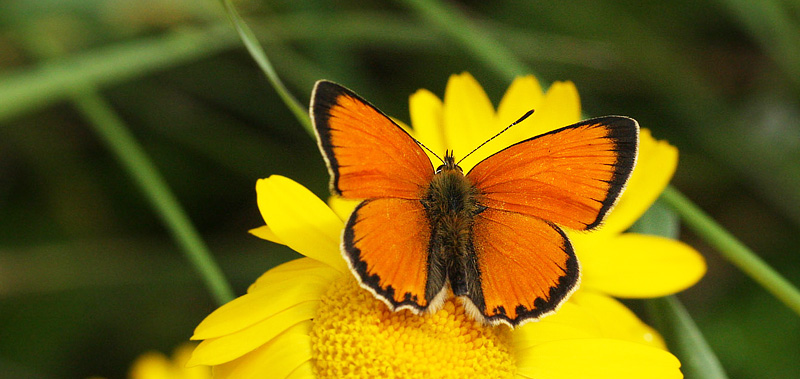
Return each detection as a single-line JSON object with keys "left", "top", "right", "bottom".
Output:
{"left": 310, "top": 80, "right": 638, "bottom": 327}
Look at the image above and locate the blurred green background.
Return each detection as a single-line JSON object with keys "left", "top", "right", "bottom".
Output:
{"left": 1, "top": 0, "right": 799, "bottom": 378}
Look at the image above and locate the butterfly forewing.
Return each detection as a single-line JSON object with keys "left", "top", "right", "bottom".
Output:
{"left": 467, "top": 117, "right": 638, "bottom": 231}
{"left": 311, "top": 81, "right": 434, "bottom": 199}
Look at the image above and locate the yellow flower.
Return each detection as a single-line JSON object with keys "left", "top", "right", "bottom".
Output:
{"left": 187, "top": 74, "right": 698, "bottom": 378}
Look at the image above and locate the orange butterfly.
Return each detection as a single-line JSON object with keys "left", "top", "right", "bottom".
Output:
{"left": 311, "top": 80, "right": 638, "bottom": 327}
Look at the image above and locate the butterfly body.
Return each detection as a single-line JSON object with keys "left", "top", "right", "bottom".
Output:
{"left": 311, "top": 80, "right": 638, "bottom": 327}
{"left": 420, "top": 151, "right": 485, "bottom": 309}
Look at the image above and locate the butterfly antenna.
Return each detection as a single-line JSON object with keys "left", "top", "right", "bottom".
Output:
{"left": 457, "top": 109, "right": 534, "bottom": 165}
{"left": 413, "top": 136, "right": 444, "bottom": 164}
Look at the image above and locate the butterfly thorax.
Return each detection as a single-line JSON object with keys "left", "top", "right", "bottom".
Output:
{"left": 420, "top": 151, "right": 486, "bottom": 300}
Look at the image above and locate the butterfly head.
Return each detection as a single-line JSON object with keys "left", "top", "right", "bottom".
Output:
{"left": 435, "top": 150, "right": 464, "bottom": 175}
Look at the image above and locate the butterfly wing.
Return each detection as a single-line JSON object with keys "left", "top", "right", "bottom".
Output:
{"left": 464, "top": 116, "right": 638, "bottom": 326}
{"left": 311, "top": 80, "right": 434, "bottom": 199}
{"left": 467, "top": 116, "right": 638, "bottom": 231}
{"left": 468, "top": 208, "right": 579, "bottom": 326}
{"left": 311, "top": 81, "right": 442, "bottom": 313}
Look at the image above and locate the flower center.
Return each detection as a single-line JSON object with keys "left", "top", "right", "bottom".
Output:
{"left": 310, "top": 276, "right": 516, "bottom": 379}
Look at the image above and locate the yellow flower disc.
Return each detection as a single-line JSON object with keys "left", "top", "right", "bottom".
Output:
{"left": 311, "top": 276, "right": 516, "bottom": 379}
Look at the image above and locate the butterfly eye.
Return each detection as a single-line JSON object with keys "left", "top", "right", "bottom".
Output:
{"left": 435, "top": 165, "right": 445, "bottom": 174}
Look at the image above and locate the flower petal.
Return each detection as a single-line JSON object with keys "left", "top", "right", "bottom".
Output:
{"left": 529, "top": 81, "right": 581, "bottom": 136}
{"left": 513, "top": 301, "right": 601, "bottom": 352}
{"left": 569, "top": 291, "right": 666, "bottom": 349}
{"left": 248, "top": 257, "right": 338, "bottom": 293}
{"left": 285, "top": 361, "right": 316, "bottom": 379}
{"left": 598, "top": 129, "right": 679, "bottom": 236}
{"left": 496, "top": 75, "right": 544, "bottom": 136}
{"left": 191, "top": 268, "right": 334, "bottom": 340}
{"left": 467, "top": 75, "right": 545, "bottom": 165}
{"left": 575, "top": 233, "right": 706, "bottom": 298}
{"left": 188, "top": 302, "right": 318, "bottom": 366}
{"left": 326, "top": 195, "right": 360, "bottom": 222}
{"left": 409, "top": 88, "right": 446, "bottom": 159}
{"left": 212, "top": 321, "right": 313, "bottom": 379}
{"left": 129, "top": 351, "right": 172, "bottom": 379}
{"left": 256, "top": 175, "right": 347, "bottom": 272}
{"left": 248, "top": 225, "right": 284, "bottom": 245}
{"left": 515, "top": 338, "right": 682, "bottom": 379}
{"left": 443, "top": 72, "right": 495, "bottom": 170}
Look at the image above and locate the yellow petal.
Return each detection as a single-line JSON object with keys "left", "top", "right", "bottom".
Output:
{"left": 285, "top": 361, "right": 316, "bottom": 379}
{"left": 443, "top": 72, "right": 495, "bottom": 171}
{"left": 598, "top": 129, "right": 679, "bottom": 236}
{"left": 129, "top": 351, "right": 172, "bottom": 379}
{"left": 326, "top": 195, "right": 360, "bottom": 222}
{"left": 191, "top": 272, "right": 331, "bottom": 340}
{"left": 256, "top": 175, "right": 347, "bottom": 272}
{"left": 213, "top": 321, "right": 313, "bottom": 379}
{"left": 170, "top": 344, "right": 210, "bottom": 379}
{"left": 467, "top": 75, "right": 545, "bottom": 165}
{"left": 513, "top": 301, "right": 601, "bottom": 352}
{"left": 575, "top": 233, "right": 706, "bottom": 298}
{"left": 529, "top": 81, "right": 581, "bottom": 136}
{"left": 496, "top": 75, "right": 544, "bottom": 134}
{"left": 188, "top": 302, "right": 318, "bottom": 366}
{"left": 248, "top": 257, "right": 336, "bottom": 293}
{"left": 247, "top": 225, "right": 284, "bottom": 245}
{"left": 515, "top": 338, "right": 682, "bottom": 379}
{"left": 409, "top": 88, "right": 446, "bottom": 159}
{"left": 569, "top": 291, "right": 666, "bottom": 349}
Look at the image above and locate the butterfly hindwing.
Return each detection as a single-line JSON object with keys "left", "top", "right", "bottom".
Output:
{"left": 343, "top": 198, "right": 446, "bottom": 313}
{"left": 466, "top": 207, "right": 579, "bottom": 326}
{"left": 467, "top": 116, "right": 639, "bottom": 231}
{"left": 311, "top": 80, "right": 434, "bottom": 199}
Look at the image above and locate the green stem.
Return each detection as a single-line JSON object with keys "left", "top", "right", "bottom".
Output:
{"left": 217, "top": 0, "right": 313, "bottom": 134}
{"left": 71, "top": 86, "right": 235, "bottom": 306}
{"left": 661, "top": 185, "right": 800, "bottom": 316}
{"left": 398, "top": 0, "right": 529, "bottom": 81}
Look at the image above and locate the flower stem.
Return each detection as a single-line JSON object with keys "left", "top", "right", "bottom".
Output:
{"left": 71, "top": 86, "right": 235, "bottom": 306}
{"left": 216, "top": 0, "right": 313, "bottom": 134}
{"left": 661, "top": 185, "right": 800, "bottom": 317}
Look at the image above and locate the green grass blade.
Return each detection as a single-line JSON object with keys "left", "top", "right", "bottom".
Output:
{"left": 70, "top": 86, "right": 235, "bottom": 306}
{"left": 661, "top": 186, "right": 800, "bottom": 317}
{"left": 0, "top": 24, "right": 237, "bottom": 123}
{"left": 216, "top": 0, "right": 313, "bottom": 134}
